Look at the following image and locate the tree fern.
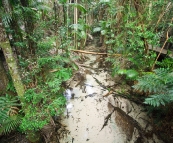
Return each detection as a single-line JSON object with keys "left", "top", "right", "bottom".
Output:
{"left": 133, "top": 68, "right": 173, "bottom": 107}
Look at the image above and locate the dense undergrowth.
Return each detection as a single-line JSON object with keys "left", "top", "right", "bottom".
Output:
{"left": 0, "top": 0, "right": 173, "bottom": 142}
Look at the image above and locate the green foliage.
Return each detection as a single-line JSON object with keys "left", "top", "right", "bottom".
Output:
{"left": 37, "top": 38, "right": 55, "bottom": 55}
{"left": 55, "top": 68, "right": 72, "bottom": 81}
{"left": 59, "top": 0, "right": 68, "bottom": 4}
{"left": 95, "top": 0, "right": 172, "bottom": 71}
{"left": 126, "top": 69, "right": 139, "bottom": 80}
{"left": 0, "top": 115, "right": 22, "bottom": 135}
{"left": 3, "top": 0, "right": 173, "bottom": 139}
{"left": 20, "top": 86, "right": 66, "bottom": 132}
{"left": 69, "top": 3, "right": 87, "bottom": 14}
{"left": 0, "top": 96, "right": 21, "bottom": 135}
{"left": 6, "top": 80, "right": 16, "bottom": 93}
{"left": 18, "top": 48, "right": 72, "bottom": 132}
{"left": 133, "top": 68, "right": 173, "bottom": 107}
{"left": 0, "top": 96, "right": 20, "bottom": 122}
{"left": 48, "top": 96, "right": 66, "bottom": 116}
{"left": 69, "top": 18, "right": 90, "bottom": 48}
{"left": 0, "top": 0, "right": 75, "bottom": 139}
{"left": 20, "top": 110, "right": 48, "bottom": 132}
{"left": 117, "top": 69, "right": 139, "bottom": 80}
{"left": 144, "top": 94, "right": 172, "bottom": 107}
{"left": 1, "top": 13, "right": 12, "bottom": 27}
{"left": 19, "top": 89, "right": 48, "bottom": 132}
{"left": 157, "top": 57, "right": 173, "bottom": 69}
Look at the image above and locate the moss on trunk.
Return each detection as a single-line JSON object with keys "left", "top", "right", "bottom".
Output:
{"left": 0, "top": 42, "right": 24, "bottom": 100}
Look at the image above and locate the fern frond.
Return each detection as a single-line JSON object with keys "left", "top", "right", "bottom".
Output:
{"left": 1, "top": 12, "right": 12, "bottom": 27}
{"left": 133, "top": 68, "right": 173, "bottom": 93}
{"left": 133, "top": 73, "right": 166, "bottom": 93}
{"left": 0, "top": 115, "right": 22, "bottom": 135}
{"left": 0, "top": 96, "right": 20, "bottom": 123}
{"left": 134, "top": 68, "right": 173, "bottom": 107}
{"left": 144, "top": 94, "right": 172, "bottom": 107}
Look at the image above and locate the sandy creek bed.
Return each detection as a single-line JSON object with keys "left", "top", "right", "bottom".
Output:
{"left": 59, "top": 54, "right": 164, "bottom": 143}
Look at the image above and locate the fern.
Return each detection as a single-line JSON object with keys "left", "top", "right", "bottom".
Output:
{"left": 0, "top": 115, "right": 22, "bottom": 135}
{"left": 55, "top": 68, "right": 72, "bottom": 81}
{"left": 157, "top": 57, "right": 173, "bottom": 69}
{"left": 0, "top": 96, "right": 20, "bottom": 122}
{"left": 133, "top": 68, "right": 172, "bottom": 93}
{"left": 133, "top": 68, "right": 173, "bottom": 107}
{"left": 0, "top": 96, "right": 21, "bottom": 135}
{"left": 144, "top": 94, "right": 172, "bottom": 107}
{"left": 1, "top": 12, "right": 12, "bottom": 27}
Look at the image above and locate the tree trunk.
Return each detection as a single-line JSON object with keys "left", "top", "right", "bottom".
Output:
{"left": 0, "top": 19, "right": 25, "bottom": 100}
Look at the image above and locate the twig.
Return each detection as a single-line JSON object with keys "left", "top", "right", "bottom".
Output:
{"left": 103, "top": 90, "right": 114, "bottom": 97}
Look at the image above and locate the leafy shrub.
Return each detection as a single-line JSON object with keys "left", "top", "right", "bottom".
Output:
{"left": 19, "top": 65, "right": 72, "bottom": 132}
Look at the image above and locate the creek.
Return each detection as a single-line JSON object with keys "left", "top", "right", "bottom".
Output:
{"left": 59, "top": 52, "right": 164, "bottom": 143}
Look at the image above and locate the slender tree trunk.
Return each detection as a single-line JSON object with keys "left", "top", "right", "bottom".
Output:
{"left": 2, "top": 0, "right": 23, "bottom": 58}
{"left": 74, "top": 0, "right": 78, "bottom": 49}
{"left": 0, "top": 19, "right": 25, "bottom": 101}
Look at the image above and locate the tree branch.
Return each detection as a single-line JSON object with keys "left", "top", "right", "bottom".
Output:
{"left": 151, "top": 18, "right": 173, "bottom": 71}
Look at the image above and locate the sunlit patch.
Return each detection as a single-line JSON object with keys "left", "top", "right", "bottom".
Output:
{"left": 85, "top": 84, "right": 94, "bottom": 95}
{"left": 66, "top": 103, "right": 73, "bottom": 109}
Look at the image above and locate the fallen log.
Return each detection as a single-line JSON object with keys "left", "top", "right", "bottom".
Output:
{"left": 71, "top": 49, "right": 121, "bottom": 56}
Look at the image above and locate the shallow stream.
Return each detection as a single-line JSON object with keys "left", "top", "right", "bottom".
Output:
{"left": 59, "top": 54, "right": 164, "bottom": 143}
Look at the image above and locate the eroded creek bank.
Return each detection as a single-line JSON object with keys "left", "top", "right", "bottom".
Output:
{"left": 59, "top": 52, "right": 164, "bottom": 143}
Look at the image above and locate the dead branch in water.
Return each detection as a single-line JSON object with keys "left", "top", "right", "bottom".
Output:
{"left": 100, "top": 108, "right": 115, "bottom": 132}
{"left": 71, "top": 49, "right": 121, "bottom": 56}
